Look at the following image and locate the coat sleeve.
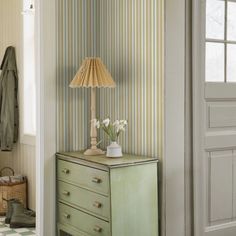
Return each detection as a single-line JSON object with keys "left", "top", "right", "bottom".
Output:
{"left": 0, "top": 70, "right": 16, "bottom": 151}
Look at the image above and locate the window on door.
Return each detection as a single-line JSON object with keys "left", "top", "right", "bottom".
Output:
{"left": 205, "top": 0, "right": 236, "bottom": 82}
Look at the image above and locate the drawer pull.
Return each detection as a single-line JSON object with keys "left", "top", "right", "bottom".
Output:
{"left": 93, "top": 201, "right": 102, "bottom": 208}
{"left": 93, "top": 225, "right": 102, "bottom": 233}
{"left": 62, "top": 168, "right": 70, "bottom": 174}
{"left": 92, "top": 177, "right": 102, "bottom": 183}
{"left": 63, "top": 213, "right": 70, "bottom": 219}
{"left": 62, "top": 191, "right": 70, "bottom": 196}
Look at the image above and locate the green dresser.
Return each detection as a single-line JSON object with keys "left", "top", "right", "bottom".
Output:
{"left": 56, "top": 152, "right": 159, "bottom": 236}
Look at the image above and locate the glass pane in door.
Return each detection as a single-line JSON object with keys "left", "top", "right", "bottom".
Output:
{"left": 205, "top": 42, "right": 224, "bottom": 82}
{"left": 206, "top": 0, "right": 225, "bottom": 40}
{"left": 227, "top": 44, "right": 236, "bottom": 82}
{"left": 228, "top": 2, "right": 236, "bottom": 41}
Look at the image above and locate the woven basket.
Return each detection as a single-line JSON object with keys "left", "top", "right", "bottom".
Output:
{"left": 0, "top": 167, "right": 27, "bottom": 215}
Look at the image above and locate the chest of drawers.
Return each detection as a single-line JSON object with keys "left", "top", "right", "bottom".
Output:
{"left": 56, "top": 152, "right": 158, "bottom": 236}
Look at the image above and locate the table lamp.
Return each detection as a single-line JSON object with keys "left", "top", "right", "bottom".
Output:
{"left": 70, "top": 57, "right": 116, "bottom": 155}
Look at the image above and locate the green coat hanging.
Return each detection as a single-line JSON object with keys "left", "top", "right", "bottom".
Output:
{"left": 0, "top": 46, "right": 19, "bottom": 151}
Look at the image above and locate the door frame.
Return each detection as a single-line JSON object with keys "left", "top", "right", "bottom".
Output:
{"left": 192, "top": 0, "right": 207, "bottom": 235}
{"left": 35, "top": 0, "right": 57, "bottom": 235}
{"left": 164, "top": 0, "right": 186, "bottom": 235}
{"left": 34, "top": 0, "right": 187, "bottom": 235}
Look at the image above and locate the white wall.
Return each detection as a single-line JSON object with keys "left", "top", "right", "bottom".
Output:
{"left": 36, "top": 0, "right": 57, "bottom": 234}
{"left": 0, "top": 0, "right": 36, "bottom": 211}
{"left": 164, "top": 0, "right": 186, "bottom": 235}
{"left": 0, "top": 0, "right": 22, "bottom": 61}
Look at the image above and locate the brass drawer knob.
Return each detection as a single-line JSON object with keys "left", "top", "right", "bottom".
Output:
{"left": 93, "top": 225, "right": 102, "bottom": 233}
{"left": 93, "top": 201, "right": 102, "bottom": 208}
{"left": 62, "top": 169, "right": 70, "bottom": 174}
{"left": 63, "top": 213, "right": 70, "bottom": 219}
{"left": 92, "top": 177, "right": 102, "bottom": 183}
{"left": 62, "top": 191, "right": 70, "bottom": 196}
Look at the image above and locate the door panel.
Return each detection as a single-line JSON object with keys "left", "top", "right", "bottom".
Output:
{"left": 233, "top": 152, "right": 236, "bottom": 218}
{"left": 205, "top": 225, "right": 236, "bottom": 236}
{"left": 208, "top": 104, "right": 236, "bottom": 128}
{"left": 204, "top": 83, "right": 236, "bottom": 234}
{"left": 210, "top": 150, "right": 233, "bottom": 222}
{"left": 205, "top": 83, "right": 236, "bottom": 99}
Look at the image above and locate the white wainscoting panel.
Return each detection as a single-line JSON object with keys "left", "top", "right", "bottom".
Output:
{"left": 0, "top": 152, "right": 14, "bottom": 170}
{"left": 0, "top": 144, "right": 36, "bottom": 211}
{"left": 12, "top": 144, "right": 36, "bottom": 210}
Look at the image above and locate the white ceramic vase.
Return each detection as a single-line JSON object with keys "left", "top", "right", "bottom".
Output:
{"left": 106, "top": 142, "right": 123, "bottom": 157}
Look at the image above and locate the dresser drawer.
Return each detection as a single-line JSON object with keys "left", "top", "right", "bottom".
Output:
{"left": 58, "top": 223, "right": 89, "bottom": 236}
{"left": 58, "top": 202, "right": 110, "bottom": 236}
{"left": 58, "top": 181, "right": 110, "bottom": 220}
{"left": 57, "top": 160, "right": 109, "bottom": 195}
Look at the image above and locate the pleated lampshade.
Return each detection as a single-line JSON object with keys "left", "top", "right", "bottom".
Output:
{"left": 69, "top": 57, "right": 116, "bottom": 88}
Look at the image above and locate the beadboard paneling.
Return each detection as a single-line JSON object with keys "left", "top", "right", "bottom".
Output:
{"left": 57, "top": 0, "right": 163, "bottom": 158}
{"left": 12, "top": 144, "right": 36, "bottom": 211}
{"left": 0, "top": 0, "right": 36, "bottom": 211}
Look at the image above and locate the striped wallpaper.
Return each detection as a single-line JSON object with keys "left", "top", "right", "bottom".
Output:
{"left": 57, "top": 0, "right": 163, "bottom": 158}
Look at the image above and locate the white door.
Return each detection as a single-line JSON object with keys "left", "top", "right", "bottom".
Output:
{"left": 193, "top": 0, "right": 236, "bottom": 235}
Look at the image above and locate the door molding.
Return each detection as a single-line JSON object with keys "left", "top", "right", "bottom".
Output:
{"left": 192, "top": 0, "right": 208, "bottom": 235}
{"left": 36, "top": 0, "right": 57, "bottom": 235}
{"left": 185, "top": 0, "right": 194, "bottom": 235}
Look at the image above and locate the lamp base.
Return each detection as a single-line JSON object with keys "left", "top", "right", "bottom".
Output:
{"left": 84, "top": 148, "right": 105, "bottom": 156}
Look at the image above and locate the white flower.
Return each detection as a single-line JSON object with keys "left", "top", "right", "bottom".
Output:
{"left": 95, "top": 120, "right": 100, "bottom": 128}
{"left": 116, "top": 124, "right": 126, "bottom": 133}
{"left": 120, "top": 125, "right": 126, "bottom": 131}
{"left": 102, "top": 118, "right": 110, "bottom": 127}
{"left": 113, "top": 120, "right": 120, "bottom": 126}
{"left": 92, "top": 119, "right": 100, "bottom": 128}
{"left": 120, "top": 120, "right": 128, "bottom": 126}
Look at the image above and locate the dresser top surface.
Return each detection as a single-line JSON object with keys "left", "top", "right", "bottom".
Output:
{"left": 57, "top": 151, "right": 158, "bottom": 168}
